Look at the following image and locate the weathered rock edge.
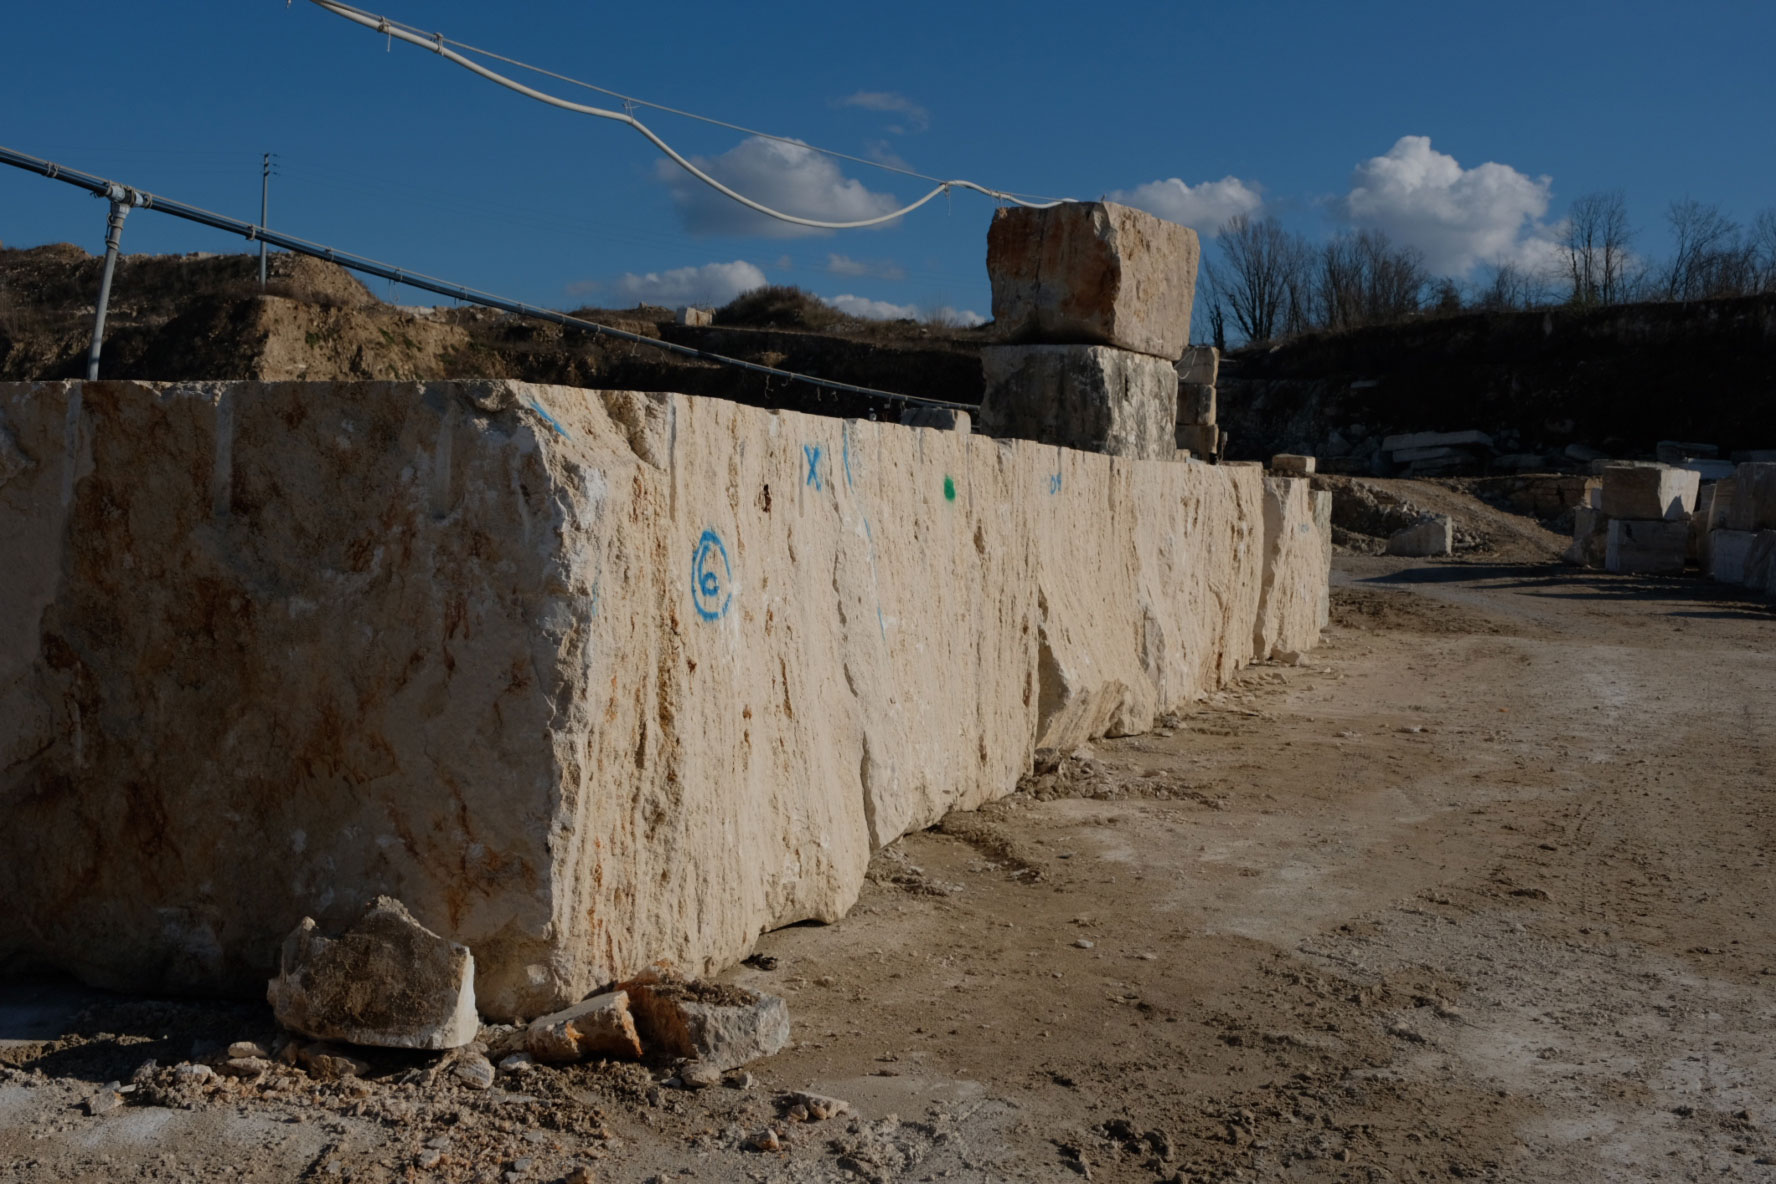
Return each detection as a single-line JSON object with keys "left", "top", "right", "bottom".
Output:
{"left": 0, "top": 380, "right": 1327, "bottom": 1019}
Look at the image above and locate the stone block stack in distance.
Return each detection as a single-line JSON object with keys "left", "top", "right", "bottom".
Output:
{"left": 979, "top": 201, "right": 1198, "bottom": 460}
{"left": 1565, "top": 461, "right": 1701, "bottom": 575}
{"left": 1703, "top": 462, "right": 1776, "bottom": 594}
{"left": 1176, "top": 346, "right": 1223, "bottom": 461}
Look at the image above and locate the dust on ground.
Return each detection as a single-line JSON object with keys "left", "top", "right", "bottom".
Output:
{"left": 5, "top": 552, "right": 1776, "bottom": 1182}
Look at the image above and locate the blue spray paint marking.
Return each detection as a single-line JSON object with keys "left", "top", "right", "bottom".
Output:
{"left": 1049, "top": 471, "right": 1063, "bottom": 495}
{"left": 529, "top": 400, "right": 570, "bottom": 438}
{"left": 804, "top": 444, "right": 824, "bottom": 490}
{"left": 691, "top": 529, "right": 733, "bottom": 621}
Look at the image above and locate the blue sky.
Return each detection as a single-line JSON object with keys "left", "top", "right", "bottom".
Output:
{"left": 3, "top": 1, "right": 1772, "bottom": 321}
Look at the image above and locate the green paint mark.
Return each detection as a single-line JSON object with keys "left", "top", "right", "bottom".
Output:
{"left": 943, "top": 475, "right": 956, "bottom": 502}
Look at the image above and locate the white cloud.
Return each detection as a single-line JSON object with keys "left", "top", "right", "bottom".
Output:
{"left": 1107, "top": 176, "right": 1263, "bottom": 235}
{"left": 609, "top": 260, "right": 768, "bottom": 307}
{"left": 835, "top": 90, "right": 930, "bottom": 134}
{"left": 827, "top": 253, "right": 906, "bottom": 280}
{"left": 827, "top": 294, "right": 984, "bottom": 326}
{"left": 657, "top": 137, "right": 904, "bottom": 238}
{"left": 829, "top": 293, "right": 919, "bottom": 320}
{"left": 1339, "top": 135, "right": 1554, "bottom": 276}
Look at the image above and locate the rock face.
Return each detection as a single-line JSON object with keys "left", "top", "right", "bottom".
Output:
{"left": 987, "top": 202, "right": 1199, "bottom": 360}
{"left": 0, "top": 380, "right": 1328, "bottom": 1019}
{"left": 266, "top": 897, "right": 478, "bottom": 1049}
{"left": 979, "top": 345, "right": 1177, "bottom": 460}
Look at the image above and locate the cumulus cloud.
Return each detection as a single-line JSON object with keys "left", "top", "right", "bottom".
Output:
{"left": 835, "top": 90, "right": 930, "bottom": 134}
{"left": 1106, "top": 176, "right": 1263, "bottom": 235}
{"left": 828, "top": 293, "right": 984, "bottom": 326}
{"left": 827, "top": 253, "right": 907, "bottom": 280}
{"left": 609, "top": 260, "right": 767, "bottom": 307}
{"left": 657, "top": 136, "right": 905, "bottom": 238}
{"left": 1339, "top": 136, "right": 1554, "bottom": 276}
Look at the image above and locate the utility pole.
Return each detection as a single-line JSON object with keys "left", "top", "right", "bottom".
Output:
{"left": 259, "top": 152, "right": 271, "bottom": 288}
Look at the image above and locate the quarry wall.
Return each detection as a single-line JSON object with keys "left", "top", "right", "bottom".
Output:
{"left": 0, "top": 379, "right": 1327, "bottom": 1019}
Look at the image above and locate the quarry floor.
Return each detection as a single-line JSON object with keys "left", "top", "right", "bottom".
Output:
{"left": 4, "top": 552, "right": 1776, "bottom": 1184}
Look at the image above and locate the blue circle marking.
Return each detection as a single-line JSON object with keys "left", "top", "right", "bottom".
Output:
{"left": 691, "top": 529, "right": 733, "bottom": 621}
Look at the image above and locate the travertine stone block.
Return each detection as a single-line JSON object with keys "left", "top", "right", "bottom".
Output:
{"left": 1600, "top": 462, "right": 1700, "bottom": 521}
{"left": 979, "top": 344, "right": 1177, "bottom": 460}
{"left": 1726, "top": 463, "right": 1776, "bottom": 532}
{"left": 0, "top": 380, "right": 1328, "bottom": 1019}
{"left": 1178, "top": 381, "right": 1216, "bottom": 426}
{"left": 1176, "top": 423, "right": 1220, "bottom": 459}
{"left": 1178, "top": 346, "right": 1219, "bottom": 386}
{"left": 1745, "top": 531, "right": 1776, "bottom": 593}
{"left": 1386, "top": 515, "right": 1454, "bottom": 557}
{"left": 1253, "top": 477, "right": 1326, "bottom": 660}
{"left": 1707, "top": 530, "right": 1758, "bottom": 585}
{"left": 987, "top": 201, "right": 1199, "bottom": 360}
{"left": 1271, "top": 454, "right": 1316, "bottom": 476}
{"left": 1605, "top": 518, "right": 1689, "bottom": 575}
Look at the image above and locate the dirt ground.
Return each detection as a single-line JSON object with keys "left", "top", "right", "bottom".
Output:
{"left": 4, "top": 546, "right": 1775, "bottom": 1183}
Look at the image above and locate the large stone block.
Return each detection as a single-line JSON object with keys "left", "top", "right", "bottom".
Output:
{"left": 1600, "top": 462, "right": 1700, "bottom": 521}
{"left": 979, "top": 344, "right": 1177, "bottom": 460}
{"left": 0, "top": 380, "right": 1327, "bottom": 1019}
{"left": 1564, "top": 507, "right": 1608, "bottom": 568}
{"left": 1745, "top": 531, "right": 1776, "bottom": 593}
{"left": 1707, "top": 530, "right": 1758, "bottom": 585}
{"left": 1726, "top": 463, "right": 1776, "bottom": 531}
{"left": 1178, "top": 381, "right": 1216, "bottom": 426}
{"left": 1176, "top": 423, "right": 1221, "bottom": 459}
{"left": 987, "top": 201, "right": 1199, "bottom": 360}
{"left": 1387, "top": 515, "right": 1454, "bottom": 557}
{"left": 1252, "top": 477, "right": 1326, "bottom": 660}
{"left": 1178, "top": 347, "right": 1219, "bottom": 386}
{"left": 1605, "top": 518, "right": 1688, "bottom": 575}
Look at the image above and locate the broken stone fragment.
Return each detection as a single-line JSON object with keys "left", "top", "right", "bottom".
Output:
{"left": 297, "top": 1043, "right": 371, "bottom": 1080}
{"left": 524, "top": 990, "right": 643, "bottom": 1063}
{"left": 218, "top": 1056, "right": 274, "bottom": 1079}
{"left": 450, "top": 1052, "right": 495, "bottom": 1090}
{"left": 625, "top": 980, "right": 791, "bottom": 1072}
{"left": 267, "top": 897, "right": 478, "bottom": 1050}
{"left": 784, "top": 1091, "right": 850, "bottom": 1120}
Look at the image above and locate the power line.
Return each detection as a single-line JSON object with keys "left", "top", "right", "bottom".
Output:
{"left": 303, "top": 0, "right": 1073, "bottom": 230}
{"left": 0, "top": 144, "right": 979, "bottom": 412}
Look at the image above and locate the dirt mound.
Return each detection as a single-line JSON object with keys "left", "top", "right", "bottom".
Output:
{"left": 1312, "top": 474, "right": 1569, "bottom": 563}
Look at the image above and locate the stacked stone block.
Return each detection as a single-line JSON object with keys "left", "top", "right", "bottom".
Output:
{"left": 1176, "top": 346, "right": 1223, "bottom": 460}
{"left": 979, "top": 201, "right": 1198, "bottom": 461}
{"left": 1705, "top": 462, "right": 1776, "bottom": 595}
{"left": 1566, "top": 462, "right": 1699, "bottom": 574}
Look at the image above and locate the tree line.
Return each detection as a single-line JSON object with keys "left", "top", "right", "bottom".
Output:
{"left": 1200, "top": 194, "right": 1776, "bottom": 349}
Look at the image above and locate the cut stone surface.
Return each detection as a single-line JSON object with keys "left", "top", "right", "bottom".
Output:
{"left": 526, "top": 991, "right": 643, "bottom": 1063}
{"left": 1605, "top": 518, "right": 1689, "bottom": 575}
{"left": 0, "top": 380, "right": 1327, "bottom": 1019}
{"left": 1726, "top": 463, "right": 1776, "bottom": 531}
{"left": 1380, "top": 430, "right": 1493, "bottom": 453}
{"left": 1707, "top": 530, "right": 1758, "bottom": 585}
{"left": 266, "top": 897, "right": 477, "bottom": 1050}
{"left": 1744, "top": 531, "right": 1776, "bottom": 593}
{"left": 1253, "top": 477, "right": 1328, "bottom": 661}
{"left": 1177, "top": 347, "right": 1219, "bottom": 386}
{"left": 1312, "top": 490, "right": 1333, "bottom": 630}
{"left": 1600, "top": 462, "right": 1700, "bottom": 521}
{"left": 980, "top": 344, "right": 1177, "bottom": 460}
{"left": 1178, "top": 381, "right": 1216, "bottom": 426}
{"left": 1387, "top": 515, "right": 1454, "bottom": 557}
{"left": 1270, "top": 454, "right": 1316, "bottom": 476}
{"left": 987, "top": 201, "right": 1199, "bottom": 360}
{"left": 1565, "top": 507, "right": 1609, "bottom": 568}
{"left": 626, "top": 982, "right": 790, "bottom": 1072}
{"left": 1176, "top": 423, "right": 1220, "bottom": 459}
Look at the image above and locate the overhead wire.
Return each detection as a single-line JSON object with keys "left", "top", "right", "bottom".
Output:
{"left": 302, "top": 0, "right": 1072, "bottom": 230}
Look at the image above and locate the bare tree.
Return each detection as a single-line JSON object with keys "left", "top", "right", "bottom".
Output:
{"left": 1754, "top": 208, "right": 1776, "bottom": 294}
{"left": 1205, "top": 215, "right": 1310, "bottom": 344}
{"left": 1561, "top": 191, "right": 1634, "bottom": 306}
{"left": 1474, "top": 259, "right": 1549, "bottom": 311}
{"left": 1309, "top": 229, "right": 1428, "bottom": 330}
{"left": 1662, "top": 198, "right": 1751, "bottom": 300}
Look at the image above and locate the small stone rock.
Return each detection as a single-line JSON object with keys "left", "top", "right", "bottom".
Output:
{"left": 227, "top": 1041, "right": 269, "bottom": 1060}
{"left": 416, "top": 1149, "right": 444, "bottom": 1169}
{"left": 625, "top": 980, "right": 790, "bottom": 1072}
{"left": 267, "top": 896, "right": 478, "bottom": 1050}
{"left": 724, "top": 1070, "right": 755, "bottom": 1090}
{"left": 498, "top": 1052, "right": 537, "bottom": 1074}
{"left": 746, "top": 1128, "right": 781, "bottom": 1152}
{"left": 173, "top": 1062, "right": 215, "bottom": 1085}
{"left": 219, "top": 1057, "right": 275, "bottom": 1078}
{"left": 1073, "top": 939, "right": 1095, "bottom": 950}
{"left": 526, "top": 992, "right": 643, "bottom": 1063}
{"left": 84, "top": 1088, "right": 126, "bottom": 1116}
{"left": 564, "top": 1169, "right": 595, "bottom": 1184}
{"left": 678, "top": 1061, "right": 722, "bottom": 1090}
{"left": 452, "top": 1053, "right": 495, "bottom": 1091}
{"left": 786, "top": 1091, "right": 850, "bottom": 1120}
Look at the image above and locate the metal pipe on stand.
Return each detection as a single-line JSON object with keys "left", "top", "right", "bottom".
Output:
{"left": 85, "top": 184, "right": 146, "bottom": 380}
